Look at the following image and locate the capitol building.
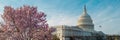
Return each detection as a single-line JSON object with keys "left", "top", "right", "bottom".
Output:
{"left": 52, "top": 5, "right": 106, "bottom": 40}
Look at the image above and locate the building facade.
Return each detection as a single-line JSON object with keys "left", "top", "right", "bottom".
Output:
{"left": 52, "top": 5, "right": 106, "bottom": 40}
{"left": 106, "top": 35, "right": 120, "bottom": 40}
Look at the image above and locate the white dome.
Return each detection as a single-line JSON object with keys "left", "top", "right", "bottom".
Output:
{"left": 78, "top": 12, "right": 94, "bottom": 26}
{"left": 77, "top": 5, "right": 94, "bottom": 32}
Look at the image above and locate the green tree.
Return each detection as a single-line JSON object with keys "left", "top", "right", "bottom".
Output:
{"left": 52, "top": 35, "right": 60, "bottom": 40}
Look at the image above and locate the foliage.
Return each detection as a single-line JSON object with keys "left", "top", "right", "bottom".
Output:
{"left": 0, "top": 5, "right": 52, "bottom": 40}
{"left": 52, "top": 35, "right": 60, "bottom": 40}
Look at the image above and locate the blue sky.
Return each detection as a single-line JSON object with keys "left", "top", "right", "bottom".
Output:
{"left": 0, "top": 0, "right": 120, "bottom": 34}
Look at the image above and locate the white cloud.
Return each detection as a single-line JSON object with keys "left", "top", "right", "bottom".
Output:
{"left": 47, "top": 14, "right": 78, "bottom": 26}
{"left": 93, "top": 6, "right": 120, "bottom": 34}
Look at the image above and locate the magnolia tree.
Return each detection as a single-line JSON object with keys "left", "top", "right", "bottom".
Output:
{"left": 0, "top": 5, "right": 54, "bottom": 40}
